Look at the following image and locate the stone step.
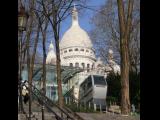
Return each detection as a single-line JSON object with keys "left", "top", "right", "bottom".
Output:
{"left": 18, "top": 113, "right": 57, "bottom": 120}
{"left": 21, "top": 100, "right": 77, "bottom": 119}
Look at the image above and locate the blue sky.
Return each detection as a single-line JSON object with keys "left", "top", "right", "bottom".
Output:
{"left": 60, "top": 0, "right": 106, "bottom": 38}
{"left": 45, "top": 0, "right": 106, "bottom": 49}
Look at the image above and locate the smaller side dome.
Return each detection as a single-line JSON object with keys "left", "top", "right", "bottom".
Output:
{"left": 46, "top": 40, "right": 56, "bottom": 64}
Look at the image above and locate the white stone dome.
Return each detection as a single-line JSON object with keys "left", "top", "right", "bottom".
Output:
{"left": 60, "top": 25, "right": 93, "bottom": 49}
{"left": 60, "top": 6, "right": 93, "bottom": 49}
{"left": 60, "top": 5, "right": 96, "bottom": 68}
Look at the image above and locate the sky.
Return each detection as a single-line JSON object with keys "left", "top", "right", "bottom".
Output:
{"left": 60, "top": 0, "right": 106, "bottom": 38}
{"left": 45, "top": 0, "right": 106, "bottom": 51}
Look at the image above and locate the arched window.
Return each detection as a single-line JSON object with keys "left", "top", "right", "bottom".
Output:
{"left": 75, "top": 62, "right": 79, "bottom": 67}
{"left": 81, "top": 63, "right": 85, "bottom": 69}
{"left": 92, "top": 63, "right": 95, "bottom": 69}
{"left": 80, "top": 49, "right": 84, "bottom": 51}
{"left": 87, "top": 64, "right": 90, "bottom": 72}
{"left": 69, "top": 63, "right": 73, "bottom": 67}
{"left": 86, "top": 50, "right": 89, "bottom": 52}
{"left": 69, "top": 49, "right": 73, "bottom": 52}
{"left": 75, "top": 48, "right": 78, "bottom": 51}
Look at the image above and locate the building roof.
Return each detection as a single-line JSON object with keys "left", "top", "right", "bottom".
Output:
{"left": 60, "top": 6, "right": 93, "bottom": 49}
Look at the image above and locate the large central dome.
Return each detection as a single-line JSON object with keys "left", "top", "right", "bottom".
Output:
{"left": 60, "top": 25, "right": 93, "bottom": 49}
{"left": 60, "top": 6, "right": 93, "bottom": 49}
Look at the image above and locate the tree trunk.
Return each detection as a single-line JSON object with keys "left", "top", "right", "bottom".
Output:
{"left": 41, "top": 20, "right": 48, "bottom": 120}
{"left": 41, "top": 19, "right": 48, "bottom": 96}
{"left": 51, "top": 6, "right": 64, "bottom": 108}
{"left": 18, "top": 30, "right": 24, "bottom": 113}
{"left": 120, "top": 39, "right": 130, "bottom": 114}
{"left": 27, "top": 24, "right": 40, "bottom": 120}
{"left": 117, "top": 0, "right": 134, "bottom": 115}
{"left": 40, "top": 0, "right": 75, "bottom": 108}
{"left": 26, "top": 14, "right": 34, "bottom": 120}
{"left": 54, "top": 25, "right": 64, "bottom": 108}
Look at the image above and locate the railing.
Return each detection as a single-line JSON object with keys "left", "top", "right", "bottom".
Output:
{"left": 21, "top": 82, "right": 75, "bottom": 120}
{"left": 31, "top": 89, "right": 63, "bottom": 120}
{"left": 63, "top": 87, "right": 86, "bottom": 120}
{"left": 63, "top": 87, "right": 95, "bottom": 113}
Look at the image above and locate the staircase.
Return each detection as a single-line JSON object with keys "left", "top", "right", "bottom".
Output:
{"left": 19, "top": 82, "right": 84, "bottom": 120}
{"left": 18, "top": 112, "right": 56, "bottom": 120}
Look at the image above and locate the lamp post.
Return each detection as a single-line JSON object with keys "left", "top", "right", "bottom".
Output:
{"left": 18, "top": 6, "right": 29, "bottom": 31}
{"left": 18, "top": 5, "right": 29, "bottom": 113}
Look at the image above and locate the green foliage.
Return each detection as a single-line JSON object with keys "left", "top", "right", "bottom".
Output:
{"left": 107, "top": 72, "right": 121, "bottom": 105}
{"left": 106, "top": 71, "right": 140, "bottom": 109}
{"left": 129, "top": 71, "right": 140, "bottom": 108}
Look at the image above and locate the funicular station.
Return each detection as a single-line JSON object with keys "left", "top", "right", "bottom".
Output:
{"left": 20, "top": 62, "right": 109, "bottom": 112}
{"left": 21, "top": 64, "right": 83, "bottom": 102}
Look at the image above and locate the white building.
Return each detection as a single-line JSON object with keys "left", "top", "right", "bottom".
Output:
{"left": 46, "top": 5, "right": 120, "bottom": 100}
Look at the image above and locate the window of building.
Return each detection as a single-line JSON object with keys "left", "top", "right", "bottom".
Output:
{"left": 81, "top": 63, "right": 85, "bottom": 69}
{"left": 87, "top": 64, "right": 90, "bottom": 68}
{"left": 69, "top": 63, "right": 73, "bottom": 67}
{"left": 92, "top": 63, "right": 95, "bottom": 69}
{"left": 80, "top": 49, "right": 84, "bottom": 51}
{"left": 51, "top": 86, "right": 57, "bottom": 99}
{"left": 87, "top": 64, "right": 90, "bottom": 72}
{"left": 86, "top": 50, "right": 89, "bottom": 52}
{"left": 93, "top": 75, "right": 106, "bottom": 85}
{"left": 69, "top": 49, "right": 73, "bottom": 52}
{"left": 75, "top": 62, "right": 79, "bottom": 67}
{"left": 64, "top": 50, "right": 67, "bottom": 53}
{"left": 75, "top": 48, "right": 78, "bottom": 51}
{"left": 87, "top": 76, "right": 92, "bottom": 89}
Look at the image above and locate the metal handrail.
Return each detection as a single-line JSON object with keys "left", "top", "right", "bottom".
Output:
{"left": 22, "top": 82, "right": 75, "bottom": 120}
{"left": 63, "top": 87, "right": 80, "bottom": 104}
{"left": 31, "top": 89, "right": 63, "bottom": 120}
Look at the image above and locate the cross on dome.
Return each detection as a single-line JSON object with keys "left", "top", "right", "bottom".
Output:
{"left": 72, "top": 3, "right": 78, "bottom": 26}
{"left": 73, "top": 3, "right": 77, "bottom": 11}
{"left": 73, "top": 3, "right": 76, "bottom": 10}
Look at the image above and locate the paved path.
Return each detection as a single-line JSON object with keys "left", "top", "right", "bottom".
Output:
{"left": 76, "top": 112, "right": 140, "bottom": 120}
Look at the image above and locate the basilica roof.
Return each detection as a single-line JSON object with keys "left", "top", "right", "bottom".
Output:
{"left": 60, "top": 5, "right": 93, "bottom": 49}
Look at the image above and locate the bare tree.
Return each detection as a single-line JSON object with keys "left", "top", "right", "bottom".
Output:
{"left": 21, "top": 0, "right": 42, "bottom": 119}
{"left": 117, "top": 0, "right": 134, "bottom": 115}
{"left": 89, "top": 0, "right": 137, "bottom": 115}
{"left": 20, "top": 0, "right": 88, "bottom": 111}
{"left": 35, "top": 7, "right": 49, "bottom": 119}
{"left": 36, "top": 0, "right": 75, "bottom": 108}
{"left": 90, "top": 0, "right": 140, "bottom": 71}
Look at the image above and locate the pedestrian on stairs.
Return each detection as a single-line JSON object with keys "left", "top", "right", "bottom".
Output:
{"left": 22, "top": 85, "right": 29, "bottom": 104}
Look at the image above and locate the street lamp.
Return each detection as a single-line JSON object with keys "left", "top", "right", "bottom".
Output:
{"left": 18, "top": 5, "right": 29, "bottom": 113}
{"left": 18, "top": 6, "right": 29, "bottom": 31}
